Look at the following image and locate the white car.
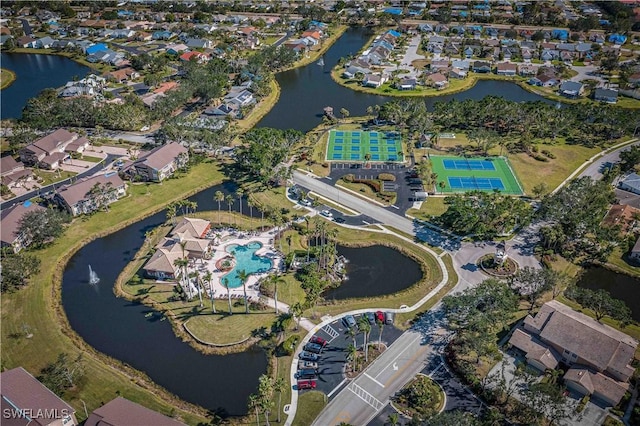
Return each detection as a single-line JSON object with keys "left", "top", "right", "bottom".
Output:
{"left": 140, "top": 125, "right": 150, "bottom": 132}
{"left": 320, "top": 210, "right": 333, "bottom": 218}
{"left": 299, "top": 199, "right": 312, "bottom": 207}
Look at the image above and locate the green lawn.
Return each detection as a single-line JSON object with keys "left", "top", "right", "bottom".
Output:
{"left": 292, "top": 391, "right": 326, "bottom": 426}
{"left": 406, "top": 197, "right": 448, "bottom": 220}
{"left": 1, "top": 161, "right": 224, "bottom": 424}
{"left": 185, "top": 310, "right": 279, "bottom": 346}
{"left": 80, "top": 155, "right": 103, "bottom": 163}
{"left": 1, "top": 67, "right": 16, "bottom": 89}
{"left": 33, "top": 169, "right": 77, "bottom": 185}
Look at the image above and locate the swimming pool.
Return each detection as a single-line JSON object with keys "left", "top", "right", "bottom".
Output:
{"left": 222, "top": 242, "right": 273, "bottom": 288}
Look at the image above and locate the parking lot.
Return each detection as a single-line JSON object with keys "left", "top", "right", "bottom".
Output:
{"left": 297, "top": 314, "right": 403, "bottom": 398}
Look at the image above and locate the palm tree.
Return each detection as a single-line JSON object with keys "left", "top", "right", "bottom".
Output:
{"left": 291, "top": 302, "right": 303, "bottom": 330}
{"left": 223, "top": 277, "right": 233, "bottom": 315}
{"left": 192, "top": 270, "right": 203, "bottom": 307}
{"left": 248, "top": 393, "right": 260, "bottom": 426}
{"left": 166, "top": 202, "right": 177, "bottom": 225}
{"left": 247, "top": 198, "right": 254, "bottom": 219}
{"left": 265, "top": 273, "right": 285, "bottom": 314}
{"left": 225, "top": 194, "right": 235, "bottom": 225}
{"left": 346, "top": 325, "right": 357, "bottom": 347}
{"left": 203, "top": 270, "right": 215, "bottom": 313}
{"left": 215, "top": 191, "right": 224, "bottom": 223}
{"left": 237, "top": 269, "right": 250, "bottom": 314}
{"left": 377, "top": 318, "right": 385, "bottom": 348}
{"left": 359, "top": 317, "right": 371, "bottom": 362}
{"left": 173, "top": 258, "right": 189, "bottom": 299}
{"left": 274, "top": 377, "right": 286, "bottom": 424}
{"left": 347, "top": 343, "right": 358, "bottom": 372}
{"left": 236, "top": 188, "right": 244, "bottom": 216}
{"left": 387, "top": 412, "right": 399, "bottom": 426}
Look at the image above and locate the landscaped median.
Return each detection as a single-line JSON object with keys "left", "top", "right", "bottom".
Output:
{"left": 1, "top": 161, "right": 225, "bottom": 424}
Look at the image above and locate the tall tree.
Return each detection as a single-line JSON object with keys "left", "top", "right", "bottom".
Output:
{"left": 236, "top": 188, "right": 245, "bottom": 216}
{"left": 0, "top": 250, "right": 41, "bottom": 293}
{"left": 274, "top": 377, "right": 286, "bottom": 424}
{"left": 226, "top": 194, "right": 235, "bottom": 225}
{"left": 17, "top": 208, "right": 69, "bottom": 248}
{"left": 237, "top": 269, "right": 250, "bottom": 314}
{"left": 215, "top": 191, "right": 224, "bottom": 223}
{"left": 358, "top": 316, "right": 371, "bottom": 362}
{"left": 223, "top": 277, "right": 233, "bottom": 315}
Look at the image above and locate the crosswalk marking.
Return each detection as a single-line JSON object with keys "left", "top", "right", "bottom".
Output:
{"left": 348, "top": 382, "right": 384, "bottom": 411}
{"left": 323, "top": 324, "right": 339, "bottom": 341}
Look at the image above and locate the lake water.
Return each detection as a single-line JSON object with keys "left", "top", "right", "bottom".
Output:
{"left": 257, "top": 27, "right": 550, "bottom": 132}
{"left": 1, "top": 52, "right": 91, "bottom": 119}
{"left": 323, "top": 245, "right": 423, "bottom": 300}
{"left": 576, "top": 266, "right": 640, "bottom": 322}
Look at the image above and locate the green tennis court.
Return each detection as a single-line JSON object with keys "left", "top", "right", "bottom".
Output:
{"left": 430, "top": 155, "right": 524, "bottom": 195}
{"left": 326, "top": 130, "right": 403, "bottom": 162}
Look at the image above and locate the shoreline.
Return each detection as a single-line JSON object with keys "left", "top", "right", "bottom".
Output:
{"left": 0, "top": 67, "right": 16, "bottom": 89}
{"left": 279, "top": 24, "right": 349, "bottom": 73}
{"left": 4, "top": 48, "right": 104, "bottom": 72}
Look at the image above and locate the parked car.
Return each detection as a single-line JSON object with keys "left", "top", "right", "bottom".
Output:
{"left": 299, "top": 360, "right": 318, "bottom": 369}
{"left": 385, "top": 311, "right": 395, "bottom": 325}
{"left": 375, "top": 311, "right": 385, "bottom": 323}
{"left": 304, "top": 342, "right": 323, "bottom": 354}
{"left": 310, "top": 336, "right": 327, "bottom": 347}
{"left": 334, "top": 217, "right": 346, "bottom": 224}
{"left": 296, "top": 368, "right": 318, "bottom": 379}
{"left": 343, "top": 314, "right": 357, "bottom": 329}
{"left": 366, "top": 312, "right": 376, "bottom": 325}
{"left": 297, "top": 379, "right": 317, "bottom": 390}
{"left": 299, "top": 199, "right": 312, "bottom": 207}
{"left": 299, "top": 351, "right": 319, "bottom": 361}
{"left": 320, "top": 209, "right": 333, "bottom": 218}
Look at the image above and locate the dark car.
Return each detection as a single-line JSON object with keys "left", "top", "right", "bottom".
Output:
{"left": 334, "top": 217, "right": 346, "bottom": 224}
{"left": 304, "top": 342, "right": 323, "bottom": 354}
{"left": 366, "top": 312, "right": 376, "bottom": 325}
{"left": 310, "top": 336, "right": 327, "bottom": 347}
{"left": 296, "top": 368, "right": 318, "bottom": 379}
{"left": 297, "top": 379, "right": 316, "bottom": 390}
{"left": 343, "top": 314, "right": 357, "bottom": 329}
{"left": 299, "top": 351, "right": 319, "bottom": 361}
{"left": 375, "top": 311, "right": 385, "bottom": 323}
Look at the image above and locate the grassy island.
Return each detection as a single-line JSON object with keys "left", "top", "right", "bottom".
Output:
{"left": 0, "top": 68, "right": 16, "bottom": 89}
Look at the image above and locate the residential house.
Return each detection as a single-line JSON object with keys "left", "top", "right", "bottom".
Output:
{"left": 284, "top": 39, "right": 308, "bottom": 55}
{"left": 136, "top": 31, "right": 153, "bottom": 41}
{"left": 86, "top": 397, "right": 185, "bottom": 426}
{"left": 180, "top": 51, "right": 209, "bottom": 63}
{"left": 430, "top": 59, "right": 450, "bottom": 71}
{"left": 19, "top": 129, "right": 80, "bottom": 169}
{"left": 121, "top": 142, "right": 188, "bottom": 182}
{"left": 620, "top": 173, "right": 640, "bottom": 195}
{"left": 0, "top": 366, "right": 78, "bottom": 426}
{"left": 472, "top": 60, "right": 491, "bottom": 73}
{"left": 85, "top": 43, "right": 108, "bottom": 55}
{"left": 603, "top": 204, "right": 640, "bottom": 233}
{"left": 56, "top": 173, "right": 127, "bottom": 216}
{"left": 463, "top": 46, "right": 474, "bottom": 58}
{"left": 451, "top": 59, "right": 470, "bottom": 70}
{"left": 559, "top": 81, "right": 584, "bottom": 98}
{"left": 594, "top": 88, "right": 618, "bottom": 104}
{"left": 629, "top": 73, "right": 640, "bottom": 88}
{"left": 518, "top": 64, "right": 539, "bottom": 76}
{"left": 631, "top": 238, "right": 640, "bottom": 262}
{"left": 16, "top": 35, "right": 36, "bottom": 48}
{"left": 362, "top": 73, "right": 386, "bottom": 88}
{"left": 224, "top": 88, "right": 255, "bottom": 107}
{"left": 529, "top": 73, "right": 559, "bottom": 87}
{"left": 509, "top": 300, "right": 638, "bottom": 406}
{"left": 0, "top": 202, "right": 46, "bottom": 253}
{"left": 185, "top": 37, "right": 213, "bottom": 49}
{"left": 496, "top": 62, "right": 517, "bottom": 76}
{"left": 152, "top": 30, "right": 174, "bottom": 40}
{"left": 104, "top": 67, "right": 139, "bottom": 83}
{"left": 203, "top": 103, "right": 239, "bottom": 118}
{"left": 52, "top": 39, "right": 74, "bottom": 50}
{"left": 60, "top": 74, "right": 106, "bottom": 98}
{"left": 0, "top": 34, "right": 13, "bottom": 47}
{"left": 0, "top": 155, "right": 33, "bottom": 192}
{"left": 426, "top": 73, "right": 449, "bottom": 89}
{"left": 36, "top": 36, "right": 56, "bottom": 48}
{"left": 396, "top": 77, "right": 416, "bottom": 90}
{"left": 166, "top": 43, "right": 188, "bottom": 55}
{"left": 609, "top": 34, "right": 627, "bottom": 45}
{"left": 449, "top": 67, "right": 467, "bottom": 79}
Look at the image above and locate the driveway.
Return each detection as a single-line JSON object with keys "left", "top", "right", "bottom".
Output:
{"left": 569, "top": 65, "right": 605, "bottom": 84}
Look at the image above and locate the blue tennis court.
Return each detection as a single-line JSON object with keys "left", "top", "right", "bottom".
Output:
{"left": 448, "top": 177, "right": 505, "bottom": 190}
{"left": 370, "top": 146, "right": 379, "bottom": 151}
{"left": 334, "top": 146, "right": 342, "bottom": 151}
{"left": 332, "top": 154, "right": 342, "bottom": 159}
{"left": 351, "top": 154, "right": 360, "bottom": 159}
{"left": 335, "top": 131, "right": 344, "bottom": 136}
{"left": 443, "top": 159, "right": 496, "bottom": 171}
{"left": 335, "top": 138, "right": 343, "bottom": 143}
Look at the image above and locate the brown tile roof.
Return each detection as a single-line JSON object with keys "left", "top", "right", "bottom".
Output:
{"left": 40, "top": 152, "right": 67, "bottom": 166}
{"left": 143, "top": 242, "right": 181, "bottom": 275}
{"left": 65, "top": 137, "right": 90, "bottom": 152}
{"left": 0, "top": 367, "right": 76, "bottom": 426}
{"left": 564, "top": 367, "right": 629, "bottom": 405}
{"left": 509, "top": 328, "right": 560, "bottom": 370}
{"left": 32, "top": 129, "right": 78, "bottom": 154}
{"left": 0, "top": 203, "right": 46, "bottom": 246}
{"left": 603, "top": 204, "right": 640, "bottom": 232}
{"left": 85, "top": 397, "right": 185, "bottom": 426}
{"left": 1, "top": 155, "right": 23, "bottom": 176}
{"left": 535, "top": 301, "right": 637, "bottom": 378}
{"left": 1, "top": 169, "right": 33, "bottom": 186}
{"left": 497, "top": 62, "right": 517, "bottom": 72}
{"left": 57, "top": 174, "right": 125, "bottom": 208}
{"left": 135, "top": 142, "right": 187, "bottom": 171}
{"left": 173, "top": 217, "right": 211, "bottom": 239}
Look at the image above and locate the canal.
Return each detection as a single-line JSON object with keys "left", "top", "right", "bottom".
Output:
{"left": 1, "top": 52, "right": 91, "bottom": 119}
{"left": 257, "top": 27, "right": 550, "bottom": 132}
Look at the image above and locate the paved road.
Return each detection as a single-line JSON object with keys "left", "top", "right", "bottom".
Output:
{"left": 576, "top": 140, "right": 640, "bottom": 181}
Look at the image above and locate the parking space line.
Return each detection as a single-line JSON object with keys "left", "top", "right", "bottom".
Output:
{"left": 364, "top": 373, "right": 385, "bottom": 388}
{"left": 323, "top": 324, "right": 340, "bottom": 342}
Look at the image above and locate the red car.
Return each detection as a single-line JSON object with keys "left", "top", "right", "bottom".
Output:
{"left": 297, "top": 380, "right": 317, "bottom": 390}
{"left": 375, "top": 311, "right": 385, "bottom": 323}
{"left": 310, "top": 335, "right": 327, "bottom": 346}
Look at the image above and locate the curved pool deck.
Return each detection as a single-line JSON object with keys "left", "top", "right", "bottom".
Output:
{"left": 199, "top": 230, "right": 283, "bottom": 300}
{"left": 222, "top": 241, "right": 274, "bottom": 289}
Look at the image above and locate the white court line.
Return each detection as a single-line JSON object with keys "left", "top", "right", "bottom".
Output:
{"left": 364, "top": 373, "right": 385, "bottom": 388}
{"left": 374, "top": 334, "right": 421, "bottom": 380}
